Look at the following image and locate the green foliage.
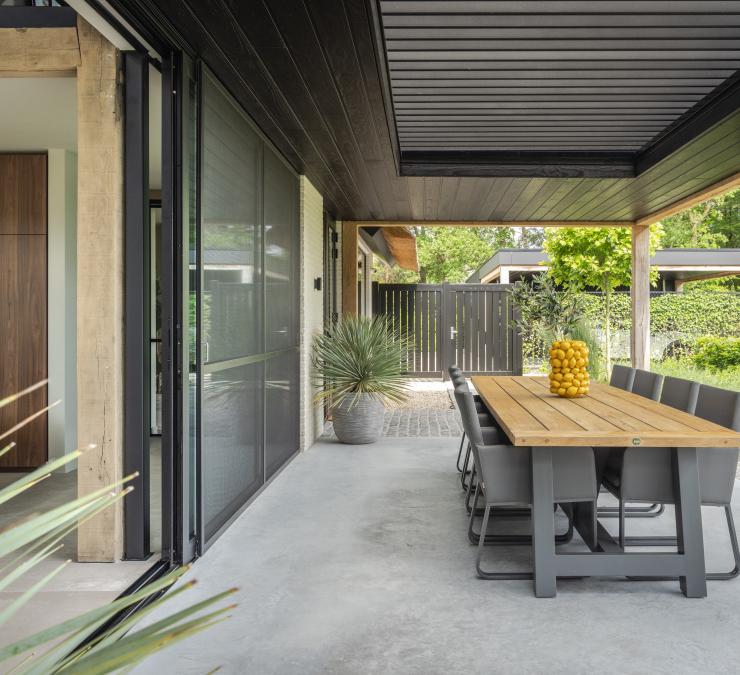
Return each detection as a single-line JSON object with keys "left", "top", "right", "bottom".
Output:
{"left": 659, "top": 187, "right": 739, "bottom": 248}
{"left": 371, "top": 226, "right": 519, "bottom": 284}
{"left": 415, "top": 227, "right": 498, "bottom": 283}
{"left": 693, "top": 337, "right": 740, "bottom": 373}
{"left": 312, "top": 315, "right": 410, "bottom": 407}
{"left": 509, "top": 276, "right": 584, "bottom": 340}
{"left": 651, "top": 359, "right": 740, "bottom": 392}
{"left": 0, "top": 383, "right": 235, "bottom": 674}
{"left": 579, "top": 291, "right": 740, "bottom": 337}
{"left": 568, "top": 321, "right": 606, "bottom": 382}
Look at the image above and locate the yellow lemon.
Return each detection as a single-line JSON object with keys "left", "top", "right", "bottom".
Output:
{"left": 553, "top": 372, "right": 563, "bottom": 382}
{"left": 578, "top": 386, "right": 586, "bottom": 394}
{"left": 556, "top": 349, "right": 565, "bottom": 360}
{"left": 557, "top": 387, "right": 566, "bottom": 396}
{"left": 551, "top": 358, "right": 562, "bottom": 368}
{"left": 564, "top": 373, "right": 574, "bottom": 382}
{"left": 566, "top": 348, "right": 574, "bottom": 358}
{"left": 566, "top": 386, "right": 578, "bottom": 397}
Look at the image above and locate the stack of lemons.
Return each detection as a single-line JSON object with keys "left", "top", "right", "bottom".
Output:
{"left": 549, "top": 340, "right": 590, "bottom": 398}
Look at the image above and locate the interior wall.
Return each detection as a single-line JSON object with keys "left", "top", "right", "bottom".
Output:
{"left": 299, "top": 176, "right": 325, "bottom": 450}
{"left": 47, "top": 149, "right": 78, "bottom": 469}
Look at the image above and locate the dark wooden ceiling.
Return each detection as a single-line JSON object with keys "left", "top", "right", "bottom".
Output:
{"left": 130, "top": 0, "right": 740, "bottom": 223}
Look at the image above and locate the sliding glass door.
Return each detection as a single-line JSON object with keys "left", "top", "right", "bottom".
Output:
{"left": 197, "top": 68, "right": 300, "bottom": 547}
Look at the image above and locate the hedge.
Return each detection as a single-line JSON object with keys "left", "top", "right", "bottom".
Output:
{"left": 580, "top": 291, "right": 740, "bottom": 337}
{"left": 693, "top": 337, "right": 740, "bottom": 372}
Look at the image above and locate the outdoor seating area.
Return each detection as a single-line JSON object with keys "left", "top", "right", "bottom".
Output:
{"left": 453, "top": 365, "right": 740, "bottom": 597}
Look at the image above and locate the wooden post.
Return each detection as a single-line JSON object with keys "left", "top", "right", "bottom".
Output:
{"left": 342, "top": 221, "right": 358, "bottom": 315}
{"left": 76, "top": 17, "right": 124, "bottom": 561}
{"left": 631, "top": 224, "right": 650, "bottom": 371}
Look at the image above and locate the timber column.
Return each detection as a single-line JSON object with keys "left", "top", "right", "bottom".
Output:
{"left": 76, "top": 17, "right": 124, "bottom": 561}
{"left": 630, "top": 224, "right": 651, "bottom": 371}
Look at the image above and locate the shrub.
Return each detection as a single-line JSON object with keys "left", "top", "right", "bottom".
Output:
{"left": 693, "top": 337, "right": 740, "bottom": 373}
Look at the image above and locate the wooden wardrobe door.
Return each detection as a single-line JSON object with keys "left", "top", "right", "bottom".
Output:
{"left": 0, "top": 154, "right": 48, "bottom": 470}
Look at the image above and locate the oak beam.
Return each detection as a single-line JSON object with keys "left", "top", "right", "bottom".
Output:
{"left": 631, "top": 224, "right": 651, "bottom": 371}
{"left": 348, "top": 220, "right": 632, "bottom": 229}
{"left": 0, "top": 27, "right": 80, "bottom": 74}
{"left": 76, "top": 17, "right": 124, "bottom": 562}
{"left": 342, "top": 221, "right": 358, "bottom": 316}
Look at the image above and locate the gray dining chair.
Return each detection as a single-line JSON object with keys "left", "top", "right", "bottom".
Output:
{"left": 455, "top": 385, "right": 598, "bottom": 579}
{"left": 449, "top": 366, "right": 498, "bottom": 488}
{"left": 610, "top": 364, "right": 636, "bottom": 391}
{"left": 602, "top": 382, "right": 740, "bottom": 580}
{"left": 599, "top": 366, "right": 665, "bottom": 519}
{"left": 453, "top": 381, "right": 508, "bottom": 509}
{"left": 631, "top": 368, "right": 664, "bottom": 401}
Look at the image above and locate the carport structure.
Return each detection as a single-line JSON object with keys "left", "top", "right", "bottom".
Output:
{"left": 151, "top": 0, "right": 740, "bottom": 369}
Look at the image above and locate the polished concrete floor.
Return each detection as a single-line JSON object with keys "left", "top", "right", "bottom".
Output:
{"left": 135, "top": 437, "right": 740, "bottom": 675}
{"left": 0, "top": 436, "right": 163, "bottom": 650}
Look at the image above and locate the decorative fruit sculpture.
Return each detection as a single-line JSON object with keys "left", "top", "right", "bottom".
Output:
{"left": 549, "top": 339, "right": 590, "bottom": 398}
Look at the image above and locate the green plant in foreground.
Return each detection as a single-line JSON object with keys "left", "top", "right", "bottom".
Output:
{"left": 312, "top": 314, "right": 410, "bottom": 409}
{"left": 693, "top": 337, "right": 740, "bottom": 374}
{"left": 0, "top": 382, "right": 236, "bottom": 673}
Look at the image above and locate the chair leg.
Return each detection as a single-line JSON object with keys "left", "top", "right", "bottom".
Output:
{"left": 456, "top": 431, "right": 466, "bottom": 473}
{"left": 465, "top": 464, "right": 477, "bottom": 512}
{"left": 461, "top": 442, "right": 472, "bottom": 491}
{"left": 599, "top": 503, "right": 665, "bottom": 518}
{"left": 706, "top": 505, "right": 740, "bottom": 581}
{"left": 619, "top": 498, "right": 626, "bottom": 550}
{"left": 475, "top": 505, "right": 533, "bottom": 581}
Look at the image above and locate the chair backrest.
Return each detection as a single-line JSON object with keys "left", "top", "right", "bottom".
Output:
{"left": 694, "top": 384, "right": 740, "bottom": 505}
{"left": 610, "top": 364, "right": 636, "bottom": 391}
{"left": 632, "top": 369, "right": 664, "bottom": 401}
{"left": 449, "top": 365, "right": 466, "bottom": 388}
{"left": 454, "top": 384, "right": 484, "bottom": 447}
{"left": 659, "top": 375, "right": 699, "bottom": 414}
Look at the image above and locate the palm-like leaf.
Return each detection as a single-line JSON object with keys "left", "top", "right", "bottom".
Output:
{"left": 312, "top": 315, "right": 410, "bottom": 408}
{"left": 0, "top": 382, "right": 236, "bottom": 673}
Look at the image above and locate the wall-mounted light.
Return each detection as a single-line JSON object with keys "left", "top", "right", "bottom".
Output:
{"left": 314, "top": 277, "right": 322, "bottom": 291}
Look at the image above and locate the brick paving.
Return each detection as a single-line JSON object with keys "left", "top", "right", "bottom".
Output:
{"left": 322, "top": 380, "right": 463, "bottom": 439}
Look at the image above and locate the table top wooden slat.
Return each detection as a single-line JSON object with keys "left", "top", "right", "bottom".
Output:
{"left": 471, "top": 376, "right": 740, "bottom": 448}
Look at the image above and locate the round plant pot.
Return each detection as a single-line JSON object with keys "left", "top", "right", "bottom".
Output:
{"left": 331, "top": 394, "right": 385, "bottom": 444}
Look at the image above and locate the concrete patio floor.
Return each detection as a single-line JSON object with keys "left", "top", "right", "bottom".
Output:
{"left": 136, "top": 437, "right": 740, "bottom": 674}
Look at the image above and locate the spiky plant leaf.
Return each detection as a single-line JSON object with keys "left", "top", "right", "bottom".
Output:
{"left": 311, "top": 314, "right": 410, "bottom": 408}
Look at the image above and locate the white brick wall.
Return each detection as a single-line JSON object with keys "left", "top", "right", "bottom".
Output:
{"left": 299, "top": 176, "right": 325, "bottom": 450}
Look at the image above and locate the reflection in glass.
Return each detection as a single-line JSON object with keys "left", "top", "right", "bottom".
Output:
{"left": 264, "top": 151, "right": 298, "bottom": 350}
{"left": 202, "top": 363, "right": 263, "bottom": 539}
{"left": 265, "top": 352, "right": 299, "bottom": 480}
{"left": 202, "top": 71, "right": 262, "bottom": 364}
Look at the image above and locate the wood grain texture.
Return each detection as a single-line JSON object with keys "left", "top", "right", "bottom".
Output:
{"left": 471, "top": 376, "right": 740, "bottom": 448}
{"left": 130, "top": 0, "right": 740, "bottom": 223}
{"left": 0, "top": 27, "right": 79, "bottom": 73}
{"left": 0, "top": 154, "right": 47, "bottom": 235}
{"left": 630, "top": 224, "right": 650, "bottom": 369}
{"left": 0, "top": 234, "right": 48, "bottom": 469}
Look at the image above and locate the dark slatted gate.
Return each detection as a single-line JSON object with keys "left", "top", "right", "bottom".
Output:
{"left": 373, "top": 283, "right": 522, "bottom": 378}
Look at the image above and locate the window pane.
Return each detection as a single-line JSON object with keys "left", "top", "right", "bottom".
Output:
{"left": 264, "top": 150, "right": 298, "bottom": 350}
{"left": 264, "top": 352, "right": 299, "bottom": 480}
{"left": 202, "top": 72, "right": 262, "bottom": 363}
{"left": 202, "top": 362, "right": 263, "bottom": 540}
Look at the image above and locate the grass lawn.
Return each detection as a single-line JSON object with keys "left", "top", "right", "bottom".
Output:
{"left": 651, "top": 359, "right": 740, "bottom": 392}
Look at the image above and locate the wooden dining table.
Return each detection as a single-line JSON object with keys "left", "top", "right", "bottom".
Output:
{"left": 471, "top": 375, "right": 740, "bottom": 598}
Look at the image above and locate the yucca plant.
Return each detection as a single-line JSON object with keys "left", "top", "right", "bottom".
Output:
{"left": 312, "top": 314, "right": 410, "bottom": 407}
{"left": 312, "top": 315, "right": 409, "bottom": 443}
{"left": 0, "top": 382, "right": 235, "bottom": 673}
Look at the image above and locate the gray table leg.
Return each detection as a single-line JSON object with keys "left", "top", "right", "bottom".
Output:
{"left": 531, "top": 446, "right": 556, "bottom": 597}
{"left": 673, "top": 447, "right": 707, "bottom": 598}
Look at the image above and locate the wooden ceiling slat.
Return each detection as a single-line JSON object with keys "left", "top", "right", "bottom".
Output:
{"left": 380, "top": 1, "right": 740, "bottom": 14}
{"left": 384, "top": 27, "right": 740, "bottom": 39}
{"left": 389, "top": 59, "right": 740, "bottom": 70}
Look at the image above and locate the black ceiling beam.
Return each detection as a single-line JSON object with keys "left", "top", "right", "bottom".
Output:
{"left": 400, "top": 150, "right": 635, "bottom": 178}
{"left": 636, "top": 71, "right": 740, "bottom": 174}
{"left": 0, "top": 6, "right": 77, "bottom": 28}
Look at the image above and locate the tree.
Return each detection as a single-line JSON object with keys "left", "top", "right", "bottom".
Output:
{"left": 659, "top": 187, "right": 739, "bottom": 248}
{"left": 543, "top": 227, "right": 660, "bottom": 371}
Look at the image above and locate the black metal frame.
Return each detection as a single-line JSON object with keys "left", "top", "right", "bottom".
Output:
{"left": 122, "top": 49, "right": 151, "bottom": 561}
{"left": 0, "top": 5, "right": 76, "bottom": 28}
